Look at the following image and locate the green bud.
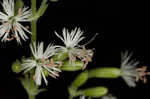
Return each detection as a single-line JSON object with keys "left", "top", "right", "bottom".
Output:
{"left": 53, "top": 52, "right": 68, "bottom": 61}
{"left": 88, "top": 67, "right": 121, "bottom": 78}
{"left": 60, "top": 60, "right": 84, "bottom": 71}
{"left": 83, "top": 87, "right": 108, "bottom": 98}
{"left": 15, "top": 0, "right": 24, "bottom": 16}
{"left": 12, "top": 60, "right": 22, "bottom": 73}
{"left": 71, "top": 71, "right": 88, "bottom": 88}
{"left": 43, "top": 69, "right": 49, "bottom": 77}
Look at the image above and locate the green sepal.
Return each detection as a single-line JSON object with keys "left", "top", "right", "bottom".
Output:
{"left": 71, "top": 71, "right": 88, "bottom": 88}
{"left": 53, "top": 52, "right": 68, "bottom": 61}
{"left": 60, "top": 60, "right": 84, "bottom": 71}
{"left": 83, "top": 87, "right": 108, "bottom": 98}
{"left": 14, "top": 0, "right": 24, "bottom": 16}
{"left": 43, "top": 69, "right": 49, "bottom": 77}
{"left": 88, "top": 67, "right": 121, "bottom": 78}
{"left": 12, "top": 60, "right": 22, "bottom": 73}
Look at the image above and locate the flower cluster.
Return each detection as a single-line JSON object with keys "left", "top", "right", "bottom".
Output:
{"left": 0, "top": 0, "right": 32, "bottom": 44}
{"left": 21, "top": 28, "right": 94, "bottom": 86}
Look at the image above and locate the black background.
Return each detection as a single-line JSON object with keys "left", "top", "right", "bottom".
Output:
{"left": 0, "top": 0, "right": 150, "bottom": 99}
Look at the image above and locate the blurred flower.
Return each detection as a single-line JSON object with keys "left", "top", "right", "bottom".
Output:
{"left": 22, "top": 42, "right": 61, "bottom": 86}
{"left": 101, "top": 94, "right": 117, "bottom": 99}
{"left": 120, "top": 51, "right": 139, "bottom": 87}
{"left": 120, "top": 51, "right": 150, "bottom": 87}
{"left": 0, "top": 0, "right": 32, "bottom": 43}
{"left": 79, "top": 95, "right": 91, "bottom": 99}
{"left": 55, "top": 28, "right": 94, "bottom": 70}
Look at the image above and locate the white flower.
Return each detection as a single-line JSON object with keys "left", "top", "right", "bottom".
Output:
{"left": 55, "top": 28, "right": 85, "bottom": 51}
{"left": 79, "top": 96, "right": 91, "bottom": 99}
{"left": 22, "top": 42, "right": 61, "bottom": 86}
{"left": 120, "top": 51, "right": 139, "bottom": 87}
{"left": 0, "top": 0, "right": 32, "bottom": 43}
{"left": 55, "top": 28, "right": 94, "bottom": 69}
{"left": 102, "top": 94, "right": 117, "bottom": 99}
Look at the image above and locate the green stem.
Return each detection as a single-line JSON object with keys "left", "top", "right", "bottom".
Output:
{"left": 31, "top": 0, "right": 37, "bottom": 43}
{"left": 31, "top": 21, "right": 37, "bottom": 43}
{"left": 69, "top": 96, "right": 73, "bottom": 99}
{"left": 26, "top": 0, "right": 37, "bottom": 99}
{"left": 29, "top": 95, "right": 35, "bottom": 99}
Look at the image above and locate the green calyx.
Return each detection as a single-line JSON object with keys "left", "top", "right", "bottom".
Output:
{"left": 83, "top": 87, "right": 108, "bottom": 98}
{"left": 88, "top": 67, "right": 121, "bottom": 78}
{"left": 60, "top": 60, "right": 84, "bottom": 71}
{"left": 53, "top": 51, "right": 68, "bottom": 61}
{"left": 71, "top": 71, "right": 88, "bottom": 88}
{"left": 12, "top": 60, "right": 22, "bottom": 73}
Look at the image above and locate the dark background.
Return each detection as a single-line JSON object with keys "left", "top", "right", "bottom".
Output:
{"left": 0, "top": 0, "right": 149, "bottom": 99}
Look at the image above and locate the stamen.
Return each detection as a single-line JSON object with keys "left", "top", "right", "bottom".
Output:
{"left": 136, "top": 66, "right": 150, "bottom": 83}
{"left": 25, "top": 26, "right": 30, "bottom": 30}
{"left": 18, "top": 8, "right": 22, "bottom": 16}
{"left": 83, "top": 33, "right": 98, "bottom": 46}
{"left": 46, "top": 59, "right": 56, "bottom": 67}
{"left": 41, "top": 57, "right": 45, "bottom": 63}
{"left": 77, "top": 46, "right": 93, "bottom": 70}
{"left": 13, "top": 25, "right": 17, "bottom": 32}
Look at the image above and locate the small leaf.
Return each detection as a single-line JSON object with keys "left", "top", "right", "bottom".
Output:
{"left": 71, "top": 71, "right": 88, "bottom": 88}
{"left": 83, "top": 87, "right": 108, "bottom": 98}
{"left": 88, "top": 67, "right": 121, "bottom": 78}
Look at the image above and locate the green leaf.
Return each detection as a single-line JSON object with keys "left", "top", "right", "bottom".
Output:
{"left": 83, "top": 87, "right": 108, "bottom": 98}
{"left": 71, "top": 71, "right": 88, "bottom": 88}
{"left": 12, "top": 60, "right": 22, "bottom": 73}
{"left": 60, "top": 60, "right": 84, "bottom": 71}
{"left": 88, "top": 67, "right": 121, "bottom": 78}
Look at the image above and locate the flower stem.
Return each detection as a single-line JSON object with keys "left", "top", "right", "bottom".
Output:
{"left": 29, "top": 95, "right": 35, "bottom": 99}
{"left": 69, "top": 96, "right": 73, "bottom": 99}
{"left": 31, "top": 0, "right": 37, "bottom": 43}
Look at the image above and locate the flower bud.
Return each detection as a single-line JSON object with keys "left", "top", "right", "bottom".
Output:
{"left": 88, "top": 67, "right": 121, "bottom": 78}
{"left": 12, "top": 60, "right": 22, "bottom": 73}
{"left": 60, "top": 60, "right": 84, "bottom": 71}
{"left": 83, "top": 87, "right": 108, "bottom": 98}
{"left": 15, "top": 0, "right": 24, "bottom": 16}
{"left": 71, "top": 71, "right": 88, "bottom": 88}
